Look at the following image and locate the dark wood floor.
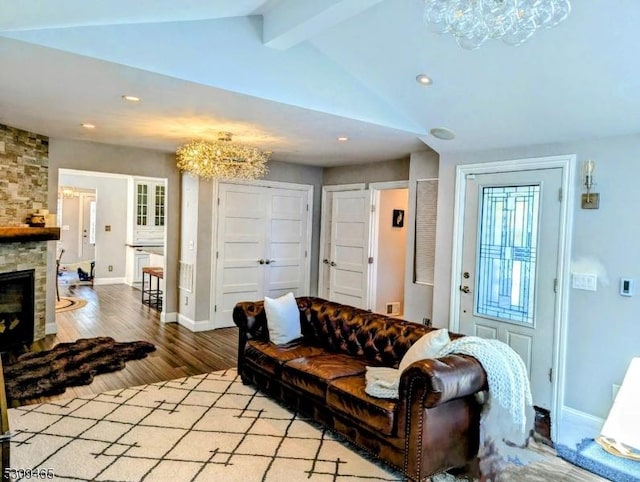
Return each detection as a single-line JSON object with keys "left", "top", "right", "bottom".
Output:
{"left": 9, "top": 282, "right": 238, "bottom": 406}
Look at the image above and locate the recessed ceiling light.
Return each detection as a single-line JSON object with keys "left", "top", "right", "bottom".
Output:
{"left": 81, "top": 123, "right": 96, "bottom": 130}
{"left": 122, "top": 95, "right": 141, "bottom": 102}
{"left": 416, "top": 74, "right": 432, "bottom": 86}
{"left": 430, "top": 127, "right": 455, "bottom": 140}
{"left": 337, "top": 136, "right": 349, "bottom": 141}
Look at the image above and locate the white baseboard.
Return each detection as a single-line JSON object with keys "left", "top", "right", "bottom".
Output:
{"left": 45, "top": 322, "right": 57, "bottom": 335}
{"left": 161, "top": 312, "right": 178, "bottom": 323}
{"left": 93, "top": 277, "right": 127, "bottom": 285}
{"left": 556, "top": 405, "right": 604, "bottom": 448}
{"left": 178, "top": 314, "right": 214, "bottom": 332}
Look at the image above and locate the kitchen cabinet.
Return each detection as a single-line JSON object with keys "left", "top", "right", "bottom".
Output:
{"left": 133, "top": 180, "right": 165, "bottom": 245}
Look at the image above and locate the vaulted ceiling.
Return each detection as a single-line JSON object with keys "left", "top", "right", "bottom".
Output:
{"left": 1, "top": 1, "right": 639, "bottom": 166}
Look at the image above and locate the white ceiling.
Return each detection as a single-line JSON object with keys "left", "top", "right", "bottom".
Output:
{"left": 1, "top": 0, "right": 639, "bottom": 167}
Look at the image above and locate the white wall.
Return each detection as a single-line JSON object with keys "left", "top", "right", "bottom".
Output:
{"left": 179, "top": 174, "right": 198, "bottom": 322}
{"left": 375, "top": 188, "right": 408, "bottom": 315}
{"left": 404, "top": 150, "right": 439, "bottom": 323}
{"left": 433, "top": 134, "right": 640, "bottom": 421}
{"left": 58, "top": 172, "right": 128, "bottom": 279}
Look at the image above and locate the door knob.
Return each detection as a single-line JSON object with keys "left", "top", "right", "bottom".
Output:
{"left": 323, "top": 258, "right": 330, "bottom": 265}
{"left": 265, "top": 259, "right": 275, "bottom": 264}
{"left": 463, "top": 271, "right": 470, "bottom": 279}
{"left": 330, "top": 261, "right": 337, "bottom": 267}
{"left": 459, "top": 285, "right": 471, "bottom": 293}
{"left": 258, "top": 259, "right": 265, "bottom": 264}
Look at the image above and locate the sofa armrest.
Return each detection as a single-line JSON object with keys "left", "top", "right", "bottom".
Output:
{"left": 233, "top": 301, "right": 268, "bottom": 339}
{"left": 399, "top": 354, "right": 487, "bottom": 408}
{"left": 397, "top": 354, "right": 486, "bottom": 439}
{"left": 233, "top": 301, "right": 269, "bottom": 377}
{"left": 398, "top": 355, "right": 486, "bottom": 480}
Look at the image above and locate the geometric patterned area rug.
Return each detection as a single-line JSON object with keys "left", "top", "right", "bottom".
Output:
{"left": 7, "top": 368, "right": 610, "bottom": 482}
{"left": 8, "top": 369, "right": 403, "bottom": 481}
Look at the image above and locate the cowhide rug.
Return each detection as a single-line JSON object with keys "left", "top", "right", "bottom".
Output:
{"left": 2, "top": 336, "right": 155, "bottom": 404}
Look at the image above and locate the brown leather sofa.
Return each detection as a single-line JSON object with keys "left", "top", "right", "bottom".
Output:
{"left": 233, "top": 297, "right": 487, "bottom": 481}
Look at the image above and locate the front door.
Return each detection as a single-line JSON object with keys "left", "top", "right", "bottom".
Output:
{"left": 80, "top": 194, "right": 96, "bottom": 261}
{"left": 329, "top": 190, "right": 371, "bottom": 309}
{"left": 458, "top": 168, "right": 562, "bottom": 410}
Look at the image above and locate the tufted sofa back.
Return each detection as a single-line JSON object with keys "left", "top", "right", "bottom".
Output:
{"left": 234, "top": 296, "right": 457, "bottom": 368}
{"left": 297, "top": 297, "right": 435, "bottom": 367}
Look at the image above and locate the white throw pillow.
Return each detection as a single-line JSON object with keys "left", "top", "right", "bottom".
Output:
{"left": 398, "top": 328, "right": 450, "bottom": 373}
{"left": 264, "top": 292, "right": 302, "bottom": 345}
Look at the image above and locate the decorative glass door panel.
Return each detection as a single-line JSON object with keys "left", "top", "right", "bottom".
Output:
{"left": 476, "top": 185, "right": 540, "bottom": 324}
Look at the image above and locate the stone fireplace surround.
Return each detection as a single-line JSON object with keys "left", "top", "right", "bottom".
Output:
{"left": 0, "top": 123, "right": 52, "bottom": 342}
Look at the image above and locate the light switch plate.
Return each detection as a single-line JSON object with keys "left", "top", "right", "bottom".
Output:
{"left": 572, "top": 273, "right": 597, "bottom": 291}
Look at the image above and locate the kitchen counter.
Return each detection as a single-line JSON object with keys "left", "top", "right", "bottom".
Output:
{"left": 127, "top": 245, "right": 164, "bottom": 256}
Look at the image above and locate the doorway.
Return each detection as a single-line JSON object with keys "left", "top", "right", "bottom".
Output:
{"left": 450, "top": 155, "right": 575, "bottom": 440}
{"left": 58, "top": 186, "right": 97, "bottom": 282}
{"left": 318, "top": 181, "right": 409, "bottom": 315}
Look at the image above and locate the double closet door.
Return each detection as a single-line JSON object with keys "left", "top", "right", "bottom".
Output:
{"left": 213, "top": 182, "right": 311, "bottom": 327}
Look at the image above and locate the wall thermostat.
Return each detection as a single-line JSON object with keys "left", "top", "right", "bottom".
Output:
{"left": 620, "top": 278, "right": 634, "bottom": 297}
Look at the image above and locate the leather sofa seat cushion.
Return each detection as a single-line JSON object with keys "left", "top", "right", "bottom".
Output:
{"left": 327, "top": 375, "right": 397, "bottom": 436}
{"left": 282, "top": 354, "right": 370, "bottom": 399}
{"left": 245, "top": 340, "right": 325, "bottom": 376}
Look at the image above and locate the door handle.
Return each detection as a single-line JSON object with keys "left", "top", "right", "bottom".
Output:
{"left": 258, "top": 259, "right": 265, "bottom": 264}
{"left": 330, "top": 261, "right": 337, "bottom": 267}
{"left": 323, "top": 258, "right": 330, "bottom": 265}
{"left": 459, "top": 285, "right": 471, "bottom": 293}
{"left": 265, "top": 259, "right": 275, "bottom": 265}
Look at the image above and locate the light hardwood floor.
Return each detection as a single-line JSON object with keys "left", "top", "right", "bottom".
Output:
{"left": 9, "top": 282, "right": 238, "bottom": 406}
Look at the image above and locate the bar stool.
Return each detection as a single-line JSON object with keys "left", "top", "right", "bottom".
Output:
{"left": 141, "top": 267, "right": 163, "bottom": 310}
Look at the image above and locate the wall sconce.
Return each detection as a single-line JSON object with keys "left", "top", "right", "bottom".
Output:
{"left": 581, "top": 159, "right": 600, "bottom": 209}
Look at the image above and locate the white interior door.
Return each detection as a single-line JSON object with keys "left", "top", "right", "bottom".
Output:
{"left": 329, "top": 190, "right": 371, "bottom": 309}
{"left": 458, "top": 168, "right": 562, "bottom": 410}
{"left": 214, "top": 182, "right": 311, "bottom": 327}
{"left": 264, "top": 187, "right": 308, "bottom": 298}
{"left": 214, "top": 183, "right": 267, "bottom": 327}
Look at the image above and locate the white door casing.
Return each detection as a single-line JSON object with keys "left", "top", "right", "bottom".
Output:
{"left": 368, "top": 181, "right": 409, "bottom": 315}
{"left": 213, "top": 181, "right": 312, "bottom": 328}
{"left": 459, "top": 168, "right": 562, "bottom": 410}
{"left": 449, "top": 155, "right": 575, "bottom": 441}
{"left": 329, "top": 190, "right": 371, "bottom": 309}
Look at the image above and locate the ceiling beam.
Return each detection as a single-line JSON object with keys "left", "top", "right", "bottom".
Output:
{"left": 262, "top": 0, "right": 383, "bottom": 50}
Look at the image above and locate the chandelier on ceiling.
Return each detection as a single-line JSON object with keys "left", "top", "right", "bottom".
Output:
{"left": 423, "top": 0, "right": 571, "bottom": 50}
{"left": 176, "top": 132, "right": 270, "bottom": 180}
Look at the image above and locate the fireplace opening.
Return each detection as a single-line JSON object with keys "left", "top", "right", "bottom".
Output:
{"left": 0, "top": 269, "right": 35, "bottom": 351}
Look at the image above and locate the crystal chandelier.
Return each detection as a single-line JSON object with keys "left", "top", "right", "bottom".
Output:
{"left": 423, "top": 0, "right": 571, "bottom": 50}
{"left": 176, "top": 132, "right": 269, "bottom": 180}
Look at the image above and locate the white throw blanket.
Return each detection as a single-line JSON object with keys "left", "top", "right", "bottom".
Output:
{"left": 366, "top": 336, "right": 533, "bottom": 447}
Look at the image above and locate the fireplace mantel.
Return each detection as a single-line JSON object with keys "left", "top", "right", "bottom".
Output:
{"left": 0, "top": 226, "right": 60, "bottom": 243}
